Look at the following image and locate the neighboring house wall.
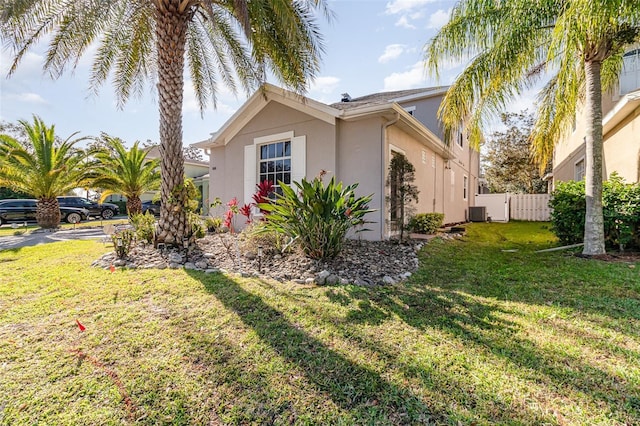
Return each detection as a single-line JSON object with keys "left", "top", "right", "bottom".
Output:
{"left": 552, "top": 48, "right": 640, "bottom": 186}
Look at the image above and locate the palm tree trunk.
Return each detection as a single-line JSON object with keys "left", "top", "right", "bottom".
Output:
{"left": 582, "top": 60, "right": 606, "bottom": 256}
{"left": 126, "top": 196, "right": 142, "bottom": 216}
{"left": 154, "top": 1, "right": 190, "bottom": 246}
{"left": 37, "top": 197, "right": 61, "bottom": 229}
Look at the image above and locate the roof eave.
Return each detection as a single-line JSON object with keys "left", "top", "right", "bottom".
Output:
{"left": 603, "top": 89, "right": 640, "bottom": 135}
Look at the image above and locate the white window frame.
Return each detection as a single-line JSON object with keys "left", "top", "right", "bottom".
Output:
{"left": 245, "top": 131, "right": 306, "bottom": 205}
{"left": 463, "top": 175, "right": 468, "bottom": 200}
{"left": 574, "top": 157, "right": 585, "bottom": 181}
{"left": 456, "top": 131, "right": 464, "bottom": 149}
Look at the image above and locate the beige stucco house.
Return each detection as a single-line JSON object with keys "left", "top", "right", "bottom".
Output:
{"left": 549, "top": 48, "right": 640, "bottom": 189}
{"left": 195, "top": 84, "right": 480, "bottom": 240}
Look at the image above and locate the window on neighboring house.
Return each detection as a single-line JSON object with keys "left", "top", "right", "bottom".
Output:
{"left": 457, "top": 131, "right": 464, "bottom": 148}
{"left": 463, "top": 175, "right": 468, "bottom": 200}
{"left": 259, "top": 140, "right": 291, "bottom": 196}
{"left": 575, "top": 158, "right": 585, "bottom": 181}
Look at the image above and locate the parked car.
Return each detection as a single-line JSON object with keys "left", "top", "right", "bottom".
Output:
{"left": 0, "top": 199, "right": 90, "bottom": 225}
{"left": 141, "top": 200, "right": 161, "bottom": 216}
{"left": 57, "top": 196, "right": 119, "bottom": 219}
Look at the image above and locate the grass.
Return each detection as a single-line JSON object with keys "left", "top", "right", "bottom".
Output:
{"left": 0, "top": 222, "right": 638, "bottom": 425}
{"left": 0, "top": 218, "right": 129, "bottom": 237}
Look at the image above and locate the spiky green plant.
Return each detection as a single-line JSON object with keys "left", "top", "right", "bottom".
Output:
{"left": 91, "top": 135, "right": 160, "bottom": 216}
{"left": 259, "top": 176, "right": 374, "bottom": 260}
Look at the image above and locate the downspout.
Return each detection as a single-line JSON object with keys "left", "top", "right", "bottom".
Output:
{"left": 381, "top": 112, "right": 400, "bottom": 240}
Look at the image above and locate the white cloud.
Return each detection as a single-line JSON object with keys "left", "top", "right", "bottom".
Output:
{"left": 378, "top": 44, "right": 407, "bottom": 64}
{"left": 427, "top": 9, "right": 451, "bottom": 29}
{"left": 6, "top": 92, "right": 48, "bottom": 105}
{"left": 395, "top": 16, "right": 416, "bottom": 30}
{"left": 385, "top": 0, "right": 433, "bottom": 15}
{"left": 309, "top": 76, "right": 340, "bottom": 94}
{"left": 383, "top": 62, "right": 429, "bottom": 91}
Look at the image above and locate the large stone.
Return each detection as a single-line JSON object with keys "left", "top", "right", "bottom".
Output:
{"left": 325, "top": 274, "right": 340, "bottom": 285}
{"left": 315, "top": 270, "right": 331, "bottom": 285}
{"left": 167, "top": 252, "right": 183, "bottom": 264}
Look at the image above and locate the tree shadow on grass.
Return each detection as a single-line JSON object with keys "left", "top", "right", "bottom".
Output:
{"left": 185, "top": 271, "right": 567, "bottom": 424}
{"left": 188, "top": 271, "right": 443, "bottom": 424}
{"left": 330, "top": 283, "right": 640, "bottom": 424}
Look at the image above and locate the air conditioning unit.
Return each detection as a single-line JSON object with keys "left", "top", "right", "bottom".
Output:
{"left": 469, "top": 206, "right": 487, "bottom": 222}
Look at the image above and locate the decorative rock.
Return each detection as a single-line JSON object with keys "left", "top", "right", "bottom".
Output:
{"left": 315, "top": 270, "right": 331, "bottom": 285}
{"left": 382, "top": 275, "right": 396, "bottom": 285}
{"left": 183, "top": 262, "right": 197, "bottom": 270}
{"left": 113, "top": 259, "right": 126, "bottom": 267}
{"left": 92, "top": 233, "right": 426, "bottom": 287}
{"left": 245, "top": 252, "right": 256, "bottom": 260}
{"left": 325, "top": 274, "right": 340, "bottom": 285}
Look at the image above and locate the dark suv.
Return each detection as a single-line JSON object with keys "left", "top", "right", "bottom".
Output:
{"left": 57, "top": 196, "right": 119, "bottom": 219}
{"left": 0, "top": 199, "right": 90, "bottom": 225}
{"left": 141, "top": 200, "right": 161, "bottom": 216}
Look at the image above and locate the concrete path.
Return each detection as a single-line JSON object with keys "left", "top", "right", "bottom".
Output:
{"left": 0, "top": 227, "right": 109, "bottom": 251}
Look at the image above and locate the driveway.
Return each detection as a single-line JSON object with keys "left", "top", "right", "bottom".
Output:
{"left": 0, "top": 227, "right": 109, "bottom": 250}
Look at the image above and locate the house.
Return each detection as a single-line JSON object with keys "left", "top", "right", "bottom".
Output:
{"left": 548, "top": 48, "right": 640, "bottom": 189}
{"left": 194, "top": 84, "right": 480, "bottom": 240}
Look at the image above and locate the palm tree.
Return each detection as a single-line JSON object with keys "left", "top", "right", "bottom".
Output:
{"left": 0, "top": 116, "right": 90, "bottom": 228}
{"left": 425, "top": 0, "right": 640, "bottom": 256}
{"left": 91, "top": 135, "right": 160, "bottom": 216}
{"left": 1, "top": 0, "right": 330, "bottom": 245}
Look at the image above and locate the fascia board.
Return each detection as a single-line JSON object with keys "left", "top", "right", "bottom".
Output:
{"left": 603, "top": 90, "right": 640, "bottom": 135}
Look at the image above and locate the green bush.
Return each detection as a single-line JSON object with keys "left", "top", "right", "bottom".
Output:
{"left": 549, "top": 180, "right": 586, "bottom": 244}
{"left": 130, "top": 212, "right": 156, "bottom": 243}
{"left": 603, "top": 174, "right": 640, "bottom": 250}
{"left": 188, "top": 212, "right": 206, "bottom": 239}
{"left": 239, "top": 222, "right": 289, "bottom": 255}
{"left": 204, "top": 216, "right": 223, "bottom": 233}
{"left": 112, "top": 229, "right": 135, "bottom": 259}
{"left": 259, "top": 176, "right": 374, "bottom": 259}
{"left": 408, "top": 212, "right": 444, "bottom": 234}
{"left": 550, "top": 175, "right": 640, "bottom": 249}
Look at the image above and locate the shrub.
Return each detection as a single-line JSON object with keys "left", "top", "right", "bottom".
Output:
{"left": 550, "top": 175, "right": 640, "bottom": 249}
{"left": 239, "top": 222, "right": 289, "bottom": 255}
{"left": 112, "top": 229, "right": 135, "bottom": 259}
{"left": 549, "top": 180, "right": 586, "bottom": 244}
{"left": 188, "top": 212, "right": 206, "bottom": 239}
{"left": 259, "top": 176, "right": 374, "bottom": 259}
{"left": 204, "top": 216, "right": 222, "bottom": 233}
{"left": 130, "top": 211, "right": 156, "bottom": 243}
{"left": 408, "top": 212, "right": 444, "bottom": 235}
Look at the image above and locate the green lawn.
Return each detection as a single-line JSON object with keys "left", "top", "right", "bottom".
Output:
{"left": 0, "top": 218, "right": 129, "bottom": 237}
{"left": 1, "top": 222, "right": 639, "bottom": 425}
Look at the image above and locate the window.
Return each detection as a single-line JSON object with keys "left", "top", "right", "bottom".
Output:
{"left": 463, "top": 175, "right": 468, "bottom": 200}
{"left": 421, "top": 150, "right": 427, "bottom": 164}
{"left": 575, "top": 158, "right": 585, "bottom": 181}
{"left": 258, "top": 140, "right": 291, "bottom": 196}
{"left": 457, "top": 131, "right": 464, "bottom": 148}
{"left": 245, "top": 131, "right": 305, "bottom": 205}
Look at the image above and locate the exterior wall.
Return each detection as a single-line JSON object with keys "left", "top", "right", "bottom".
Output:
{"left": 335, "top": 117, "right": 384, "bottom": 240}
{"left": 603, "top": 105, "right": 640, "bottom": 182}
{"left": 207, "top": 100, "right": 337, "bottom": 221}
{"left": 398, "top": 95, "right": 445, "bottom": 140}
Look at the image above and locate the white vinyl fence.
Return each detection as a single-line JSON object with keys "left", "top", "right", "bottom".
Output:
{"left": 510, "top": 193, "right": 551, "bottom": 221}
{"left": 474, "top": 193, "right": 551, "bottom": 222}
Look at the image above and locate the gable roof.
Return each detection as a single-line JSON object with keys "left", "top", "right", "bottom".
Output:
{"left": 193, "top": 84, "right": 451, "bottom": 158}
{"left": 330, "top": 86, "right": 449, "bottom": 110}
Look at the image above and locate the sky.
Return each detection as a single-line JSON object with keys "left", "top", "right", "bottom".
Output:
{"left": 0, "top": 0, "right": 537, "bottom": 148}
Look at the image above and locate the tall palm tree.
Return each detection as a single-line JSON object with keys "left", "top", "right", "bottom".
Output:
{"left": 0, "top": 116, "right": 90, "bottom": 228}
{"left": 1, "top": 0, "right": 330, "bottom": 245}
{"left": 91, "top": 135, "right": 161, "bottom": 216}
{"left": 425, "top": 0, "right": 639, "bottom": 256}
